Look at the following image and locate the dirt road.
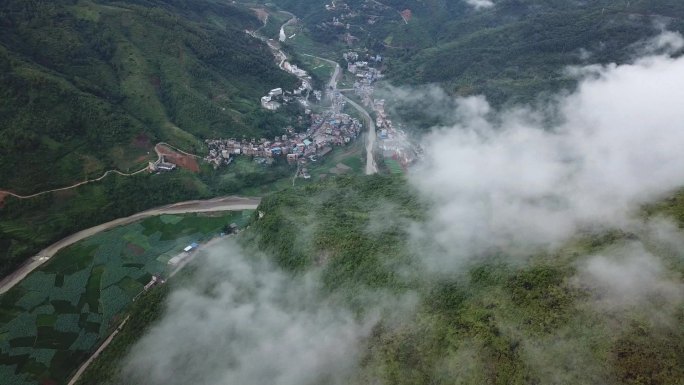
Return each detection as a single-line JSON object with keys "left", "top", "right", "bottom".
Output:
{"left": 0, "top": 142, "right": 200, "bottom": 201}
{"left": 0, "top": 196, "right": 260, "bottom": 295}
{"left": 0, "top": 168, "right": 148, "bottom": 200}
{"left": 67, "top": 315, "right": 130, "bottom": 385}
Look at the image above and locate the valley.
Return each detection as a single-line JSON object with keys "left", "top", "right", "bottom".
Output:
{"left": 2, "top": 1, "right": 684, "bottom": 385}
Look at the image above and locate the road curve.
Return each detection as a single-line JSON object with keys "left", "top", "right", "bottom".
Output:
{"left": 0, "top": 141, "right": 200, "bottom": 200}
{"left": 301, "top": 54, "right": 378, "bottom": 175}
{"left": 0, "top": 196, "right": 261, "bottom": 295}
{"left": 0, "top": 168, "right": 148, "bottom": 200}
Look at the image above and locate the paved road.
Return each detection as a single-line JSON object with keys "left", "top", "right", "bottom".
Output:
{"left": 0, "top": 196, "right": 261, "bottom": 295}
{"left": 341, "top": 94, "right": 378, "bottom": 174}
{"left": 302, "top": 54, "right": 341, "bottom": 90}
{"left": 301, "top": 54, "right": 378, "bottom": 175}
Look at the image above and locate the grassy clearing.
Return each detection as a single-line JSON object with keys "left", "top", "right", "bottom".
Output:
{"left": 0, "top": 212, "right": 249, "bottom": 385}
{"left": 302, "top": 139, "right": 365, "bottom": 182}
{"left": 384, "top": 158, "right": 404, "bottom": 174}
{"left": 298, "top": 55, "right": 336, "bottom": 83}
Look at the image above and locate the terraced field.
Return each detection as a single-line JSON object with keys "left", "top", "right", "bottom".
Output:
{"left": 0, "top": 212, "right": 252, "bottom": 385}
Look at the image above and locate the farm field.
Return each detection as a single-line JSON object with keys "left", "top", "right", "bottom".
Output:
{"left": 0, "top": 211, "right": 252, "bottom": 385}
{"left": 304, "top": 139, "right": 365, "bottom": 181}
{"left": 384, "top": 158, "right": 404, "bottom": 174}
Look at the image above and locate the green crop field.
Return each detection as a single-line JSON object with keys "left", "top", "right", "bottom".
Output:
{"left": 0, "top": 212, "right": 251, "bottom": 385}
{"left": 384, "top": 158, "right": 404, "bottom": 174}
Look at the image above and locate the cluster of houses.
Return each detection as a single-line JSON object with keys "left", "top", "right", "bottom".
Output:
{"left": 260, "top": 87, "right": 285, "bottom": 111}
{"left": 344, "top": 52, "right": 383, "bottom": 105}
{"left": 148, "top": 155, "right": 176, "bottom": 173}
{"left": 204, "top": 110, "right": 362, "bottom": 168}
{"left": 260, "top": 39, "right": 316, "bottom": 111}
{"left": 373, "top": 99, "right": 420, "bottom": 169}
{"left": 344, "top": 52, "right": 421, "bottom": 171}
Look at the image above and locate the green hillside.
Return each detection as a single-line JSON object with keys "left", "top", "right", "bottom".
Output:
{"left": 75, "top": 175, "right": 684, "bottom": 385}
{"left": 0, "top": 0, "right": 298, "bottom": 194}
{"left": 268, "top": 0, "right": 684, "bottom": 107}
{"left": 248, "top": 176, "right": 684, "bottom": 385}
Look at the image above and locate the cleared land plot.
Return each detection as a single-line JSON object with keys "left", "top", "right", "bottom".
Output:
{"left": 0, "top": 212, "right": 251, "bottom": 385}
{"left": 156, "top": 145, "right": 200, "bottom": 173}
{"left": 305, "top": 140, "right": 365, "bottom": 181}
{"left": 384, "top": 158, "right": 404, "bottom": 174}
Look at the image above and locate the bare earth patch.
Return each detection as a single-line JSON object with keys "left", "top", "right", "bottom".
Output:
{"left": 251, "top": 8, "right": 268, "bottom": 24}
{"left": 157, "top": 145, "right": 200, "bottom": 173}
{"left": 329, "top": 163, "right": 352, "bottom": 175}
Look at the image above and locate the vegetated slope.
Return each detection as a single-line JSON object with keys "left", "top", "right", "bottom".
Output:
{"left": 248, "top": 175, "right": 684, "bottom": 385}
{"left": 79, "top": 175, "right": 684, "bottom": 385}
{"left": 0, "top": 212, "right": 246, "bottom": 385}
{"left": 268, "top": 0, "right": 684, "bottom": 106}
{"left": 0, "top": 0, "right": 298, "bottom": 194}
{"left": 0, "top": 156, "right": 293, "bottom": 282}
{"left": 388, "top": 0, "right": 684, "bottom": 105}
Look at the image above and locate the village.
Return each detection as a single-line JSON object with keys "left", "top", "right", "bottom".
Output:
{"left": 160, "top": 16, "right": 420, "bottom": 177}
{"left": 203, "top": 109, "right": 362, "bottom": 175}
{"left": 344, "top": 50, "right": 421, "bottom": 171}
{"left": 198, "top": 46, "right": 419, "bottom": 175}
{"left": 205, "top": 31, "right": 365, "bottom": 177}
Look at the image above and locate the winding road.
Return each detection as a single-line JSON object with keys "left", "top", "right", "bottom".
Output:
{"left": 0, "top": 196, "right": 260, "bottom": 295}
{"left": 0, "top": 168, "right": 149, "bottom": 200}
{"left": 301, "top": 53, "right": 378, "bottom": 175}
{"left": 0, "top": 142, "right": 200, "bottom": 201}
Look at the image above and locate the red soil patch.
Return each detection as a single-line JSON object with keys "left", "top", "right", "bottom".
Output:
{"left": 157, "top": 145, "right": 200, "bottom": 173}
{"left": 251, "top": 8, "right": 269, "bottom": 24}
{"left": 127, "top": 243, "right": 145, "bottom": 256}
{"left": 401, "top": 9, "right": 412, "bottom": 22}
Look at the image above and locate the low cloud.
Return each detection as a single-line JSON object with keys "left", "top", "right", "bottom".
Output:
{"left": 408, "top": 39, "right": 684, "bottom": 271}
{"left": 121, "top": 241, "right": 381, "bottom": 385}
{"left": 635, "top": 28, "right": 684, "bottom": 56}
{"left": 465, "top": 0, "right": 494, "bottom": 10}
{"left": 574, "top": 241, "right": 683, "bottom": 313}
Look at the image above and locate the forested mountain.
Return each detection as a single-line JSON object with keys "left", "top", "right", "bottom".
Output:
{"left": 270, "top": 0, "right": 684, "bottom": 105}
{"left": 0, "top": 0, "right": 297, "bottom": 193}
{"left": 77, "top": 175, "right": 684, "bottom": 385}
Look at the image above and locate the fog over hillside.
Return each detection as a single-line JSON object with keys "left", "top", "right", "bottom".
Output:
{"left": 117, "top": 33, "right": 684, "bottom": 384}
{"left": 465, "top": 0, "right": 495, "bottom": 10}
{"left": 410, "top": 31, "right": 684, "bottom": 271}
{"left": 120, "top": 242, "right": 417, "bottom": 385}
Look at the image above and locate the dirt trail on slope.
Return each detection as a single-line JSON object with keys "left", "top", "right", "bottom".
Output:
{"left": 0, "top": 142, "right": 201, "bottom": 200}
